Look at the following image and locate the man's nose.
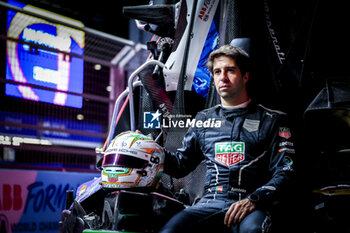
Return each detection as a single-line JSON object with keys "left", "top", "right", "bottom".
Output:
{"left": 219, "top": 70, "right": 228, "bottom": 81}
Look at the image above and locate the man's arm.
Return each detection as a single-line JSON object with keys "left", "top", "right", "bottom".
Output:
{"left": 247, "top": 114, "right": 296, "bottom": 208}
{"left": 225, "top": 114, "right": 296, "bottom": 226}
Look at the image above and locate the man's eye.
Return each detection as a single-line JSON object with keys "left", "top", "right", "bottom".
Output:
{"left": 214, "top": 70, "right": 221, "bottom": 75}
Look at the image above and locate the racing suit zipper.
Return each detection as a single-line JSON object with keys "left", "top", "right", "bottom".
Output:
{"left": 229, "top": 117, "right": 241, "bottom": 200}
{"left": 213, "top": 162, "right": 219, "bottom": 200}
{"left": 230, "top": 118, "right": 244, "bottom": 200}
{"left": 211, "top": 117, "right": 236, "bottom": 201}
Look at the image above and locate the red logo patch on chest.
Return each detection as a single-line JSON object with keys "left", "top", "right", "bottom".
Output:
{"left": 215, "top": 142, "right": 245, "bottom": 166}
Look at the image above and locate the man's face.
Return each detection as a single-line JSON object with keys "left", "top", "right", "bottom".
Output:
{"left": 212, "top": 55, "right": 248, "bottom": 104}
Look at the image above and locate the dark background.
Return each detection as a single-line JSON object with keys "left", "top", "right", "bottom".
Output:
{"left": 15, "top": 0, "right": 150, "bottom": 38}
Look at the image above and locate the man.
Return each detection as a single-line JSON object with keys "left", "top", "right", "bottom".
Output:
{"left": 159, "top": 45, "right": 295, "bottom": 233}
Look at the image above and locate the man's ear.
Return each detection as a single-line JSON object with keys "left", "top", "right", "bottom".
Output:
{"left": 243, "top": 72, "right": 249, "bottom": 83}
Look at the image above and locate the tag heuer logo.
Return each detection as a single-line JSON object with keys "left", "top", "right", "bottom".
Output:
{"left": 279, "top": 127, "right": 291, "bottom": 139}
{"left": 215, "top": 142, "right": 245, "bottom": 166}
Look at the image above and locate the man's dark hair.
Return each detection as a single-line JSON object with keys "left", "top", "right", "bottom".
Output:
{"left": 206, "top": 45, "right": 250, "bottom": 76}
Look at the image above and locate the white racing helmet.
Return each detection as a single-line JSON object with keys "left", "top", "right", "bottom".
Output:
{"left": 101, "top": 132, "right": 164, "bottom": 189}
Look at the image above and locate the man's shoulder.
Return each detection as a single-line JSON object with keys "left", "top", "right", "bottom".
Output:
{"left": 253, "top": 104, "right": 289, "bottom": 125}
{"left": 256, "top": 104, "right": 287, "bottom": 116}
{"left": 197, "top": 104, "right": 221, "bottom": 116}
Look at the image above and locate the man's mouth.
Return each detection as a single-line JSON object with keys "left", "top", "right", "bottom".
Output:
{"left": 219, "top": 84, "right": 230, "bottom": 89}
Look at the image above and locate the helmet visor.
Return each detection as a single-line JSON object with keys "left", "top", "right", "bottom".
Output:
{"left": 102, "top": 153, "right": 148, "bottom": 168}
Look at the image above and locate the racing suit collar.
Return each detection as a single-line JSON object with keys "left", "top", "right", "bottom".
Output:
{"left": 219, "top": 99, "right": 254, "bottom": 118}
{"left": 221, "top": 99, "right": 251, "bottom": 110}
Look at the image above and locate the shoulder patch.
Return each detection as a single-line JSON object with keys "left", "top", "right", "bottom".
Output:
{"left": 243, "top": 119, "right": 260, "bottom": 132}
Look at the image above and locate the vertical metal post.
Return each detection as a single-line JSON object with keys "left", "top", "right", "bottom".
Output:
{"left": 128, "top": 60, "right": 166, "bottom": 131}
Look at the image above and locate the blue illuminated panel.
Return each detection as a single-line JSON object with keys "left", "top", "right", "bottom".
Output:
{"left": 5, "top": 0, "right": 85, "bottom": 108}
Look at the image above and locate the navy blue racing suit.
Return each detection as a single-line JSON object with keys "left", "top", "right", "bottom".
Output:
{"left": 160, "top": 101, "right": 295, "bottom": 233}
